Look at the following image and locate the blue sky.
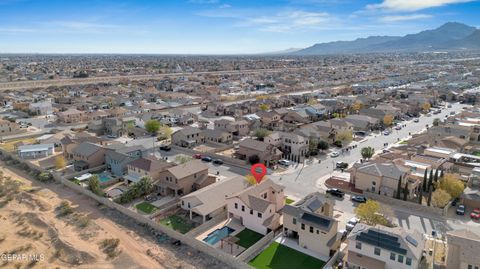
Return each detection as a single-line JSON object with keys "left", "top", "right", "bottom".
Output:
{"left": 0, "top": 0, "right": 479, "bottom": 54}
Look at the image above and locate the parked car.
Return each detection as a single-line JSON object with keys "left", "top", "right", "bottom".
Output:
{"left": 450, "top": 111, "right": 455, "bottom": 115}
{"left": 447, "top": 104, "right": 452, "bottom": 108}
{"left": 330, "top": 151, "right": 340, "bottom": 158}
{"left": 278, "top": 159, "right": 291, "bottom": 166}
{"left": 213, "top": 159, "right": 224, "bottom": 165}
{"left": 346, "top": 217, "right": 359, "bottom": 231}
{"left": 336, "top": 162, "right": 348, "bottom": 169}
{"left": 451, "top": 198, "right": 459, "bottom": 206}
{"left": 413, "top": 118, "right": 420, "bottom": 123}
{"left": 470, "top": 208, "right": 480, "bottom": 220}
{"left": 193, "top": 153, "right": 203, "bottom": 159}
{"left": 456, "top": 204, "right": 466, "bottom": 215}
{"left": 326, "top": 188, "right": 345, "bottom": 198}
{"left": 159, "top": 145, "right": 171, "bottom": 151}
{"left": 201, "top": 156, "right": 212, "bottom": 162}
{"left": 394, "top": 125, "right": 401, "bottom": 130}
{"left": 351, "top": 195, "right": 367, "bottom": 203}
{"left": 383, "top": 130, "right": 390, "bottom": 135}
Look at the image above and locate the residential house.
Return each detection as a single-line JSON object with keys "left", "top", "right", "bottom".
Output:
{"left": 203, "top": 129, "right": 233, "bottom": 144}
{"left": 105, "top": 145, "right": 146, "bottom": 176}
{"left": 344, "top": 114, "right": 381, "bottom": 132}
{"left": 60, "top": 132, "right": 103, "bottom": 159}
{"left": 445, "top": 229, "right": 480, "bottom": 269}
{"left": 256, "top": 110, "right": 282, "bottom": 130}
{"left": 29, "top": 101, "right": 53, "bottom": 115}
{"left": 57, "top": 108, "right": 86, "bottom": 123}
{"left": 17, "top": 143, "right": 54, "bottom": 159}
{"left": 346, "top": 224, "right": 425, "bottom": 269}
{"left": 428, "top": 124, "right": 472, "bottom": 142}
{"left": 237, "top": 138, "right": 283, "bottom": 167}
{"left": 462, "top": 167, "right": 480, "bottom": 208}
{"left": 72, "top": 142, "right": 106, "bottom": 171}
{"left": 0, "top": 119, "right": 21, "bottom": 135}
{"left": 283, "top": 192, "right": 340, "bottom": 258}
{"left": 155, "top": 159, "right": 214, "bottom": 196}
{"left": 171, "top": 127, "right": 205, "bottom": 148}
{"left": 124, "top": 156, "right": 173, "bottom": 184}
{"left": 214, "top": 119, "right": 249, "bottom": 137}
{"left": 226, "top": 179, "right": 285, "bottom": 235}
{"left": 349, "top": 161, "right": 415, "bottom": 198}
{"left": 265, "top": 132, "right": 309, "bottom": 162}
{"left": 180, "top": 176, "right": 250, "bottom": 223}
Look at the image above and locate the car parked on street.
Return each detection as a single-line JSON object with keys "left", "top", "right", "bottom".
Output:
{"left": 326, "top": 188, "right": 345, "bottom": 198}
{"left": 383, "top": 130, "right": 390, "bottom": 135}
{"left": 193, "top": 153, "right": 203, "bottom": 159}
{"left": 201, "top": 156, "right": 212, "bottom": 162}
{"left": 470, "top": 208, "right": 480, "bottom": 220}
{"left": 213, "top": 159, "right": 224, "bottom": 165}
{"left": 346, "top": 217, "right": 359, "bottom": 231}
{"left": 413, "top": 118, "right": 420, "bottom": 123}
{"left": 336, "top": 162, "right": 348, "bottom": 169}
{"left": 456, "top": 204, "right": 466, "bottom": 215}
{"left": 159, "top": 145, "right": 171, "bottom": 151}
{"left": 351, "top": 195, "right": 367, "bottom": 203}
{"left": 330, "top": 151, "right": 340, "bottom": 157}
{"left": 278, "top": 159, "right": 291, "bottom": 166}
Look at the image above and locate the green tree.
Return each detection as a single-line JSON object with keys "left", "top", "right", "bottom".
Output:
{"left": 308, "top": 138, "right": 319, "bottom": 155}
{"left": 431, "top": 189, "right": 451, "bottom": 208}
{"left": 427, "top": 186, "right": 433, "bottom": 206}
{"left": 403, "top": 182, "right": 409, "bottom": 201}
{"left": 433, "top": 118, "right": 441, "bottom": 126}
{"left": 37, "top": 172, "right": 52, "bottom": 182}
{"left": 138, "top": 177, "right": 153, "bottom": 194}
{"left": 254, "top": 128, "right": 271, "bottom": 141}
{"left": 434, "top": 169, "right": 439, "bottom": 184}
{"left": 355, "top": 200, "right": 389, "bottom": 226}
{"left": 396, "top": 176, "right": 402, "bottom": 199}
{"left": 418, "top": 189, "right": 423, "bottom": 204}
{"left": 317, "top": 140, "right": 329, "bottom": 152}
{"left": 145, "top": 120, "right": 160, "bottom": 134}
{"left": 88, "top": 175, "right": 103, "bottom": 196}
{"left": 175, "top": 154, "right": 192, "bottom": 164}
{"left": 428, "top": 169, "right": 434, "bottom": 189}
{"left": 422, "top": 169, "right": 428, "bottom": 192}
{"left": 336, "top": 129, "right": 353, "bottom": 144}
{"left": 248, "top": 154, "right": 260, "bottom": 165}
{"left": 258, "top": 104, "right": 270, "bottom": 111}
{"left": 438, "top": 173, "right": 465, "bottom": 199}
{"left": 361, "top": 146, "right": 375, "bottom": 160}
{"left": 158, "top": 124, "right": 173, "bottom": 140}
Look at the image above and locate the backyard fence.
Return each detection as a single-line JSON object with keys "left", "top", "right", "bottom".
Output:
{"left": 236, "top": 231, "right": 275, "bottom": 262}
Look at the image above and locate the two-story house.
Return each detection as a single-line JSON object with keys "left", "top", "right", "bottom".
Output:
{"left": 171, "top": 127, "right": 205, "bottom": 148}
{"left": 283, "top": 192, "right": 340, "bottom": 258}
{"left": 346, "top": 224, "right": 425, "bottom": 269}
{"left": 226, "top": 179, "right": 285, "bottom": 235}
{"left": 214, "top": 119, "right": 249, "bottom": 137}
{"left": 124, "top": 156, "right": 173, "bottom": 184}
{"left": 155, "top": 159, "right": 214, "bottom": 196}
{"left": 237, "top": 138, "right": 283, "bottom": 167}
{"left": 71, "top": 142, "right": 106, "bottom": 171}
{"left": 265, "top": 132, "right": 309, "bottom": 163}
{"left": 105, "top": 145, "right": 146, "bottom": 176}
{"left": 57, "top": 108, "right": 86, "bottom": 123}
{"left": 446, "top": 229, "right": 480, "bottom": 269}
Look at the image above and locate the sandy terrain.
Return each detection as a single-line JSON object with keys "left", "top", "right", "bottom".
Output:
{"left": 0, "top": 162, "right": 231, "bottom": 269}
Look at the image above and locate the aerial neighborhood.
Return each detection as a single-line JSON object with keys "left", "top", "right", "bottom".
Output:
{"left": 1, "top": 25, "right": 480, "bottom": 269}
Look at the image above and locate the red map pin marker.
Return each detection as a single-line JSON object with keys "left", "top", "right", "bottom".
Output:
{"left": 251, "top": 163, "right": 267, "bottom": 184}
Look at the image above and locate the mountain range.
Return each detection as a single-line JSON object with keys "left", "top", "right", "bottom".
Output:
{"left": 291, "top": 22, "right": 480, "bottom": 55}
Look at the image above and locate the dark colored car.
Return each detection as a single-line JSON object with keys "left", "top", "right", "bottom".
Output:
{"left": 326, "top": 188, "right": 345, "bottom": 198}
{"left": 351, "top": 195, "right": 367, "bottom": 203}
{"left": 213, "top": 159, "right": 224, "bottom": 165}
{"left": 159, "top": 145, "right": 171, "bottom": 151}
{"left": 452, "top": 198, "right": 459, "bottom": 206}
{"left": 456, "top": 205, "right": 465, "bottom": 215}
{"left": 336, "top": 162, "right": 348, "bottom": 169}
{"left": 201, "top": 156, "right": 212, "bottom": 162}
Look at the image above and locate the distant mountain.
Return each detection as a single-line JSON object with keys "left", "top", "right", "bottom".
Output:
{"left": 260, "top": 48, "right": 302, "bottom": 55}
{"left": 293, "top": 36, "right": 401, "bottom": 55}
{"left": 293, "top": 22, "right": 479, "bottom": 55}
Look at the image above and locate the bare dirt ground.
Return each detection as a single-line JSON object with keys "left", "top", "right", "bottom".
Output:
{"left": 0, "top": 162, "right": 232, "bottom": 269}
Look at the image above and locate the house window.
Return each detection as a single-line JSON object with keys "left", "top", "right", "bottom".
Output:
{"left": 316, "top": 230, "right": 319, "bottom": 234}
{"left": 187, "top": 203, "right": 190, "bottom": 208}
{"left": 292, "top": 218, "right": 296, "bottom": 224}
{"left": 250, "top": 209, "right": 253, "bottom": 215}
{"left": 390, "top": 253, "right": 396, "bottom": 260}
{"left": 467, "top": 265, "right": 472, "bottom": 269}
{"left": 234, "top": 203, "right": 238, "bottom": 209}
{"left": 181, "top": 201, "right": 184, "bottom": 206}
{"left": 406, "top": 257, "right": 412, "bottom": 266}
{"left": 301, "top": 223, "right": 305, "bottom": 230}
{"left": 355, "top": 242, "right": 361, "bottom": 249}
{"left": 241, "top": 205, "right": 245, "bottom": 212}
{"left": 309, "top": 226, "right": 313, "bottom": 233}
{"left": 374, "top": 247, "right": 381, "bottom": 256}
{"left": 398, "top": 255, "right": 404, "bottom": 263}
{"left": 257, "top": 212, "right": 262, "bottom": 218}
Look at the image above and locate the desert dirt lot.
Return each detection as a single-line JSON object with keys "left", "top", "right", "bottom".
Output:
{"left": 0, "top": 162, "right": 230, "bottom": 269}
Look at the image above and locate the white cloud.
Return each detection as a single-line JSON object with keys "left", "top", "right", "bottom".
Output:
{"left": 219, "top": 4, "right": 231, "bottom": 8}
{"left": 379, "top": 14, "right": 433, "bottom": 22}
{"left": 367, "top": 0, "right": 476, "bottom": 11}
{"left": 235, "top": 10, "right": 333, "bottom": 32}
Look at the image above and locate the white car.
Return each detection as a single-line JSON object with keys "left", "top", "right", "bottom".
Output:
{"left": 330, "top": 151, "right": 340, "bottom": 158}
{"left": 278, "top": 159, "right": 290, "bottom": 166}
{"left": 346, "top": 217, "right": 359, "bottom": 231}
{"left": 413, "top": 118, "right": 420, "bottom": 123}
{"left": 383, "top": 130, "right": 390, "bottom": 135}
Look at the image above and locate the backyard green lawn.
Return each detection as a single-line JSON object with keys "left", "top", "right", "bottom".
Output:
{"left": 135, "top": 202, "right": 158, "bottom": 214}
{"left": 235, "top": 229, "right": 263, "bottom": 249}
{"left": 285, "top": 198, "right": 295, "bottom": 205}
{"left": 249, "top": 242, "right": 325, "bottom": 269}
{"left": 158, "top": 215, "right": 194, "bottom": 234}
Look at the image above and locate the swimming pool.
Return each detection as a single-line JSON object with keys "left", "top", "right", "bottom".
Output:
{"left": 203, "top": 227, "right": 235, "bottom": 245}
{"left": 97, "top": 172, "right": 113, "bottom": 183}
